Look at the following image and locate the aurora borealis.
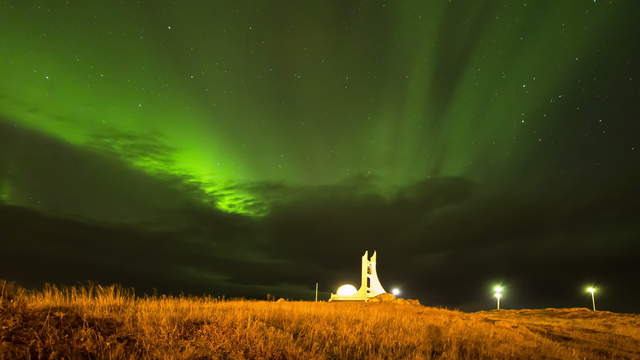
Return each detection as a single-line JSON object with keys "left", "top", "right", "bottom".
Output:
{"left": 1, "top": 0, "right": 639, "bottom": 311}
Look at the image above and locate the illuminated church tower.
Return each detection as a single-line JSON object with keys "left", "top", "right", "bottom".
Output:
{"left": 329, "top": 250, "right": 387, "bottom": 301}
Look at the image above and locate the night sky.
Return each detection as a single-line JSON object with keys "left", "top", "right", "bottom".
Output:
{"left": 1, "top": 0, "right": 639, "bottom": 312}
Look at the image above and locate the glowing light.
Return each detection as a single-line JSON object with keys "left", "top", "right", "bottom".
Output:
{"left": 585, "top": 286, "right": 598, "bottom": 311}
{"left": 391, "top": 288, "right": 400, "bottom": 296}
{"left": 336, "top": 284, "right": 358, "bottom": 297}
{"left": 493, "top": 284, "right": 504, "bottom": 310}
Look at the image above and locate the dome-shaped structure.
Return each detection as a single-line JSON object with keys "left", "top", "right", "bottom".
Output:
{"left": 336, "top": 284, "right": 358, "bottom": 296}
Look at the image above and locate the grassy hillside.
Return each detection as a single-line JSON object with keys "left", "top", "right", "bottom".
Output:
{"left": 1, "top": 282, "right": 639, "bottom": 359}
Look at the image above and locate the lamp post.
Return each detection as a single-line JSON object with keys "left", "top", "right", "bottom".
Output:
{"left": 493, "top": 285, "right": 504, "bottom": 310}
{"left": 586, "top": 286, "right": 597, "bottom": 311}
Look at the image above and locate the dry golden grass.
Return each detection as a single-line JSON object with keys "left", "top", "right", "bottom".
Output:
{"left": 1, "top": 280, "right": 639, "bottom": 359}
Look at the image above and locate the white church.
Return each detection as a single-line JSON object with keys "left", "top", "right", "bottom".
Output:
{"left": 329, "top": 250, "right": 387, "bottom": 302}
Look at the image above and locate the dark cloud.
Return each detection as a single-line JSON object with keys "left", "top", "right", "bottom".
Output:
{"left": 1, "top": 120, "right": 639, "bottom": 312}
{"left": 87, "top": 128, "right": 177, "bottom": 171}
{"left": 0, "top": 121, "right": 205, "bottom": 223}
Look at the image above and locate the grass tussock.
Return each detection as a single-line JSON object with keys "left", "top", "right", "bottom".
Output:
{"left": 1, "top": 280, "right": 639, "bottom": 359}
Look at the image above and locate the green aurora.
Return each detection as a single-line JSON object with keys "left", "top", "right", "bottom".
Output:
{"left": 0, "top": 1, "right": 635, "bottom": 216}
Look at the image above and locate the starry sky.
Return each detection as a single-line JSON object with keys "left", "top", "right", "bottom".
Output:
{"left": 1, "top": 0, "right": 639, "bottom": 312}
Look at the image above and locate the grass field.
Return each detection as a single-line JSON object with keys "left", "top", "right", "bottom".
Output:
{"left": 1, "top": 281, "right": 639, "bottom": 359}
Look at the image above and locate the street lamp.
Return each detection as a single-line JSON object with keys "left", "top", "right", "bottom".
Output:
{"left": 493, "top": 285, "right": 504, "bottom": 310}
{"left": 586, "top": 286, "right": 597, "bottom": 311}
{"left": 391, "top": 288, "right": 400, "bottom": 296}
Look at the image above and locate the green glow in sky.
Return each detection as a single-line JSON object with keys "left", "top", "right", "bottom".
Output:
{"left": 0, "top": 1, "right": 628, "bottom": 215}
